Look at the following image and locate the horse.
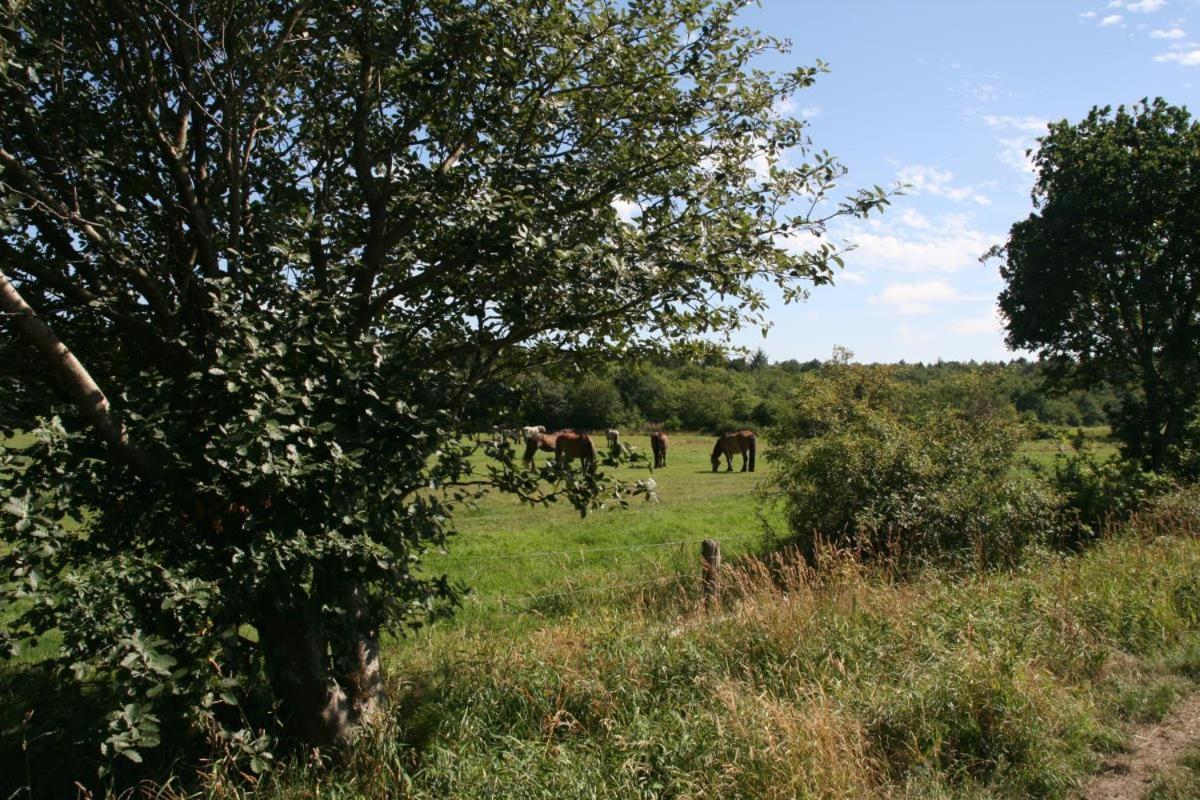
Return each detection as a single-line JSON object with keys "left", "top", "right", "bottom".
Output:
{"left": 711, "top": 430, "right": 756, "bottom": 473}
{"left": 605, "top": 429, "right": 620, "bottom": 448}
{"left": 555, "top": 430, "right": 596, "bottom": 469}
{"left": 522, "top": 425, "right": 546, "bottom": 443}
{"left": 522, "top": 430, "right": 561, "bottom": 469}
{"left": 649, "top": 431, "right": 669, "bottom": 469}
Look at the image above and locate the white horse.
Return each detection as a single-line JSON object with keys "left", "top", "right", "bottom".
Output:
{"left": 522, "top": 425, "right": 546, "bottom": 443}
{"left": 605, "top": 429, "right": 620, "bottom": 448}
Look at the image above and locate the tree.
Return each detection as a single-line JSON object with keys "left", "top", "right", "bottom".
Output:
{"left": 0, "top": 0, "right": 889, "bottom": 766}
{"left": 996, "top": 99, "right": 1200, "bottom": 470}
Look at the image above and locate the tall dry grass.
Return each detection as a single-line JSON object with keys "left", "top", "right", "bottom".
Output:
{"left": 149, "top": 502, "right": 1200, "bottom": 799}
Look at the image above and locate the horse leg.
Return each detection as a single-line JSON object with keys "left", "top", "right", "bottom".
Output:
{"left": 740, "top": 448, "right": 748, "bottom": 472}
{"left": 725, "top": 453, "right": 733, "bottom": 472}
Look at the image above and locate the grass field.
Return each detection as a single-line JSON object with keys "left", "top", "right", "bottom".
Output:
{"left": 416, "top": 424, "right": 1123, "bottom": 637}
{"left": 417, "top": 432, "right": 776, "bottom": 635}
{"left": 1015, "top": 425, "right": 1119, "bottom": 471}
{"left": 286, "top": 513, "right": 1200, "bottom": 800}
{"left": 8, "top": 426, "right": 1200, "bottom": 799}
{"left": 0, "top": 425, "right": 1121, "bottom": 652}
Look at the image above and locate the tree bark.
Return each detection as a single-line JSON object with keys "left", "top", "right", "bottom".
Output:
{"left": 257, "top": 605, "right": 353, "bottom": 748}
{"left": 257, "top": 595, "right": 386, "bottom": 748}
{"left": 337, "top": 585, "right": 385, "bottom": 725}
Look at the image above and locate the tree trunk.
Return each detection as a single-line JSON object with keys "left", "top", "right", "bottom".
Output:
{"left": 336, "top": 585, "right": 385, "bottom": 726}
{"left": 257, "top": 594, "right": 387, "bottom": 748}
{"left": 258, "top": 605, "right": 352, "bottom": 748}
{"left": 1141, "top": 370, "right": 1170, "bottom": 470}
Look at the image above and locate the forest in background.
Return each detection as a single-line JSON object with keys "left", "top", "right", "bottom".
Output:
{"left": 473, "top": 349, "right": 1120, "bottom": 435}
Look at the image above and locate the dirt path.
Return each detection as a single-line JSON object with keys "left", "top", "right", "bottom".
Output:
{"left": 1081, "top": 690, "right": 1200, "bottom": 799}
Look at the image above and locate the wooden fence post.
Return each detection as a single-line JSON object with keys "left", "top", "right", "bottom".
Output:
{"left": 701, "top": 538, "right": 721, "bottom": 609}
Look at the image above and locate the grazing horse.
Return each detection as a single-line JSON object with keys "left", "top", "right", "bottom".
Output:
{"left": 555, "top": 430, "right": 596, "bottom": 469}
{"left": 522, "top": 431, "right": 561, "bottom": 469}
{"left": 605, "top": 429, "right": 620, "bottom": 448}
{"left": 711, "top": 430, "right": 756, "bottom": 473}
{"left": 492, "top": 424, "right": 518, "bottom": 442}
{"left": 649, "top": 431, "right": 669, "bottom": 469}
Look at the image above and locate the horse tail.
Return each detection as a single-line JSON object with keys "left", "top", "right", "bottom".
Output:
{"left": 748, "top": 433, "right": 756, "bottom": 472}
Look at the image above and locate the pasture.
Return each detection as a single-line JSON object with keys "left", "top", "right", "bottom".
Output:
{"left": 410, "top": 424, "right": 1117, "bottom": 642}
{"left": 418, "top": 432, "right": 775, "bottom": 636}
{"left": 9, "top": 425, "right": 1200, "bottom": 800}
{"left": 0, "top": 423, "right": 1122, "bottom": 662}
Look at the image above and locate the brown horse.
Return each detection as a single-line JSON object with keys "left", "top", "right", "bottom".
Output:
{"left": 711, "top": 430, "right": 756, "bottom": 473}
{"left": 650, "top": 431, "right": 669, "bottom": 469}
{"left": 555, "top": 430, "right": 596, "bottom": 469}
{"left": 522, "top": 431, "right": 562, "bottom": 469}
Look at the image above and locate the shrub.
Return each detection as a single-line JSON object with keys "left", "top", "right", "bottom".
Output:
{"left": 767, "top": 366, "right": 1057, "bottom": 568}
{"left": 1047, "top": 433, "right": 1174, "bottom": 546}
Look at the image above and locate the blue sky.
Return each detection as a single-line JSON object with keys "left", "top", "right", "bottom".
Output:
{"left": 723, "top": 0, "right": 1199, "bottom": 364}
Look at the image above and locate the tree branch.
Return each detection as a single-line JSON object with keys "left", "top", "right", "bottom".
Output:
{"left": 0, "top": 268, "right": 159, "bottom": 476}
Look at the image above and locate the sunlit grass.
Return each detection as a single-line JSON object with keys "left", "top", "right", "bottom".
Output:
{"left": 417, "top": 432, "right": 775, "bottom": 634}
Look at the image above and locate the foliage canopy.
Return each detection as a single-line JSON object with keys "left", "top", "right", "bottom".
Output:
{"left": 997, "top": 98, "right": 1200, "bottom": 471}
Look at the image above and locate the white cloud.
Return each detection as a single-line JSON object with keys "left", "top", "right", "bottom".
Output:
{"left": 870, "top": 281, "right": 961, "bottom": 315}
{"left": 997, "top": 137, "right": 1037, "bottom": 175}
{"left": 896, "top": 164, "right": 992, "bottom": 205}
{"left": 773, "top": 100, "right": 821, "bottom": 120}
{"left": 982, "top": 114, "right": 1047, "bottom": 133}
{"left": 1124, "top": 0, "right": 1166, "bottom": 12}
{"left": 972, "top": 83, "right": 999, "bottom": 102}
{"left": 983, "top": 115, "right": 1047, "bottom": 176}
{"left": 611, "top": 197, "right": 639, "bottom": 223}
{"left": 948, "top": 307, "right": 1005, "bottom": 336}
{"left": 1156, "top": 48, "right": 1200, "bottom": 65}
{"left": 1151, "top": 27, "right": 1186, "bottom": 38}
{"left": 837, "top": 270, "right": 869, "bottom": 285}
{"left": 1080, "top": 10, "right": 1097, "bottom": 18}
{"left": 1099, "top": 14, "right": 1124, "bottom": 26}
{"left": 898, "top": 208, "right": 932, "bottom": 230}
{"left": 842, "top": 212, "right": 999, "bottom": 275}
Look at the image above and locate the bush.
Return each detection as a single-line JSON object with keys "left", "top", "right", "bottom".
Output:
{"left": 767, "top": 367, "right": 1057, "bottom": 568}
{"left": 1046, "top": 432, "right": 1174, "bottom": 546}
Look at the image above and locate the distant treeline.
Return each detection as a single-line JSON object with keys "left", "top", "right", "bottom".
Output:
{"left": 468, "top": 351, "right": 1121, "bottom": 433}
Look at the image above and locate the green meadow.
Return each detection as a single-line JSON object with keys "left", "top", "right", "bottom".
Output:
{"left": 419, "top": 424, "right": 1123, "bottom": 635}
{"left": 13, "top": 426, "right": 1200, "bottom": 800}
{"left": 419, "top": 433, "right": 775, "bottom": 634}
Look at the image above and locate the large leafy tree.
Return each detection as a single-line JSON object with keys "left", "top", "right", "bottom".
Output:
{"left": 0, "top": 0, "right": 887, "bottom": 764}
{"left": 997, "top": 99, "right": 1200, "bottom": 470}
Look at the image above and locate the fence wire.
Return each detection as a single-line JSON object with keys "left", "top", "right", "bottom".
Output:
{"left": 438, "top": 534, "right": 758, "bottom": 611}
{"left": 468, "top": 573, "right": 685, "bottom": 609}
{"left": 433, "top": 533, "right": 756, "bottom": 563}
